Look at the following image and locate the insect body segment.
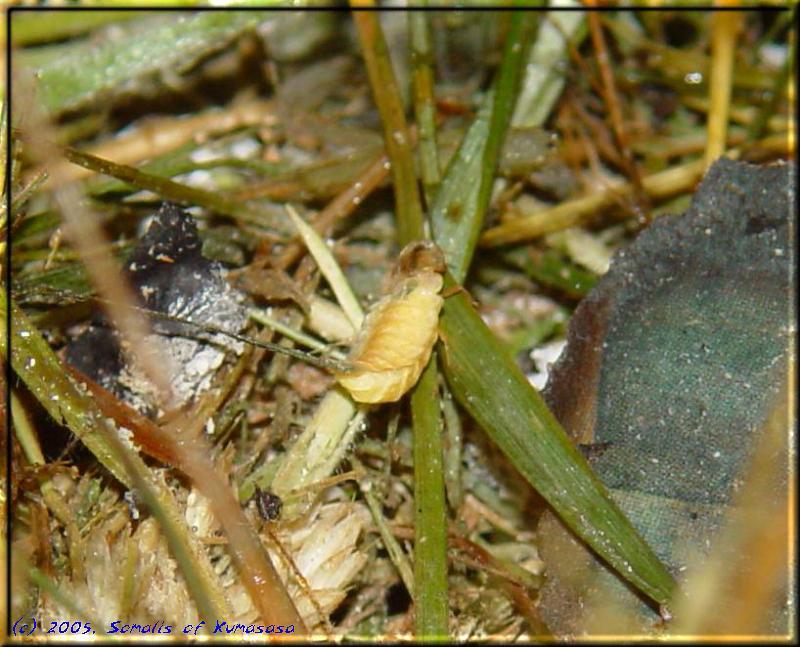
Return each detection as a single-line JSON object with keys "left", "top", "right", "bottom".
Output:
{"left": 335, "top": 242, "right": 445, "bottom": 404}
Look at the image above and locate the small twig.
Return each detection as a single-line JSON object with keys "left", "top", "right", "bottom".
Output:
{"left": 588, "top": 12, "right": 648, "bottom": 215}
{"left": 277, "top": 151, "right": 391, "bottom": 270}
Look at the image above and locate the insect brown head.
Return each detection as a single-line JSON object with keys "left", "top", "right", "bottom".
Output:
{"left": 385, "top": 240, "right": 446, "bottom": 292}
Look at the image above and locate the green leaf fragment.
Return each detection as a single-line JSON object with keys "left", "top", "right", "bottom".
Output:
{"left": 16, "top": 11, "right": 269, "bottom": 114}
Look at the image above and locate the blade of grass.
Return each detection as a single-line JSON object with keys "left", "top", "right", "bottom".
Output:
{"left": 441, "top": 384, "right": 464, "bottom": 512}
{"left": 429, "top": 91, "right": 492, "bottom": 278}
{"left": 354, "top": 458, "right": 415, "bottom": 597}
{"left": 425, "top": 7, "right": 676, "bottom": 610}
{"left": 482, "top": 158, "right": 707, "bottom": 247}
{"left": 271, "top": 393, "right": 367, "bottom": 510}
{"left": 410, "top": 357, "right": 449, "bottom": 639}
{"left": 437, "top": 278, "right": 676, "bottom": 607}
{"left": 431, "top": 9, "right": 536, "bottom": 282}
{"left": 5, "top": 295, "right": 127, "bottom": 485}
{"left": 22, "top": 560, "right": 106, "bottom": 632}
{"left": 10, "top": 390, "right": 46, "bottom": 467}
{"left": 61, "top": 146, "right": 281, "bottom": 229}
{"left": 275, "top": 152, "right": 391, "bottom": 270}
{"left": 353, "top": 5, "right": 448, "bottom": 637}
{"left": 248, "top": 307, "right": 346, "bottom": 360}
{"left": 284, "top": 204, "right": 364, "bottom": 328}
{"left": 11, "top": 387, "right": 90, "bottom": 591}
{"left": 511, "top": 4, "right": 586, "bottom": 128}
{"left": 40, "top": 99, "right": 277, "bottom": 190}
{"left": 480, "top": 133, "right": 791, "bottom": 247}
{"left": 10, "top": 10, "right": 141, "bottom": 47}
{"left": 352, "top": 5, "right": 425, "bottom": 245}
{"left": 269, "top": 203, "right": 367, "bottom": 516}
{"left": 409, "top": 9, "right": 441, "bottom": 205}
{"left": 587, "top": 9, "right": 647, "bottom": 207}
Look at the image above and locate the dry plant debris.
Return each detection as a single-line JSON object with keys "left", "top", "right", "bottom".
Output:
{"left": 4, "top": 7, "right": 794, "bottom": 641}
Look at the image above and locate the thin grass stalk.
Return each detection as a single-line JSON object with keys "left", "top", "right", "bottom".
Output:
{"left": 588, "top": 11, "right": 646, "bottom": 203}
{"left": 269, "top": 203, "right": 367, "bottom": 512}
{"left": 441, "top": 384, "right": 463, "bottom": 512}
{"left": 38, "top": 98, "right": 275, "bottom": 189}
{"left": 23, "top": 560, "right": 106, "bottom": 632}
{"left": 409, "top": 9, "right": 441, "bottom": 205}
{"left": 6, "top": 295, "right": 127, "bottom": 485}
{"left": 284, "top": 205, "right": 364, "bottom": 328}
{"left": 10, "top": 389, "right": 88, "bottom": 588}
{"left": 10, "top": 390, "right": 46, "bottom": 466}
{"left": 352, "top": 6, "right": 448, "bottom": 637}
{"left": 276, "top": 151, "right": 390, "bottom": 270}
{"left": 473, "top": 10, "right": 536, "bottom": 265}
{"left": 61, "top": 146, "right": 276, "bottom": 228}
{"left": 410, "top": 357, "right": 449, "bottom": 640}
{"left": 352, "top": 6, "right": 425, "bottom": 244}
{"left": 429, "top": 93, "right": 492, "bottom": 277}
{"left": 354, "top": 457, "right": 416, "bottom": 597}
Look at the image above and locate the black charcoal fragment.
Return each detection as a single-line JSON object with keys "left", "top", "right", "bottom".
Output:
{"left": 66, "top": 203, "right": 248, "bottom": 417}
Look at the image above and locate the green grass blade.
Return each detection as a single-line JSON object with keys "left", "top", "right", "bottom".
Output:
{"left": 10, "top": 11, "right": 141, "bottom": 47}
{"left": 353, "top": 9, "right": 425, "bottom": 245}
{"left": 437, "top": 280, "right": 676, "bottom": 607}
{"left": 423, "top": 7, "right": 676, "bottom": 609}
{"left": 4, "top": 293, "right": 129, "bottom": 485}
{"left": 61, "top": 146, "right": 280, "bottom": 228}
{"left": 511, "top": 4, "right": 586, "bottom": 128}
{"left": 430, "top": 10, "right": 533, "bottom": 282}
{"left": 429, "top": 93, "right": 492, "bottom": 280}
{"left": 409, "top": 9, "right": 441, "bottom": 205}
{"left": 411, "top": 357, "right": 449, "bottom": 640}
{"left": 354, "top": 9, "right": 448, "bottom": 637}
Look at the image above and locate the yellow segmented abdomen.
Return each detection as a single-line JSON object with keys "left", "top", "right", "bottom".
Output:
{"left": 336, "top": 272, "right": 443, "bottom": 403}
